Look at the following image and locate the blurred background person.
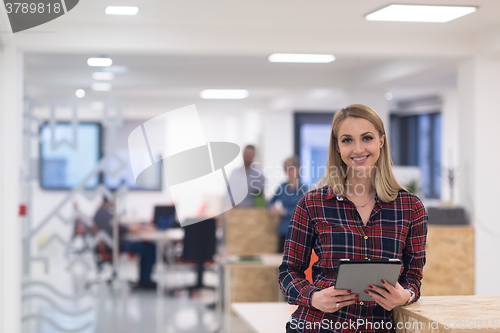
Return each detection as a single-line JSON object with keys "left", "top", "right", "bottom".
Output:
{"left": 228, "top": 145, "right": 266, "bottom": 207}
{"left": 268, "top": 156, "right": 308, "bottom": 252}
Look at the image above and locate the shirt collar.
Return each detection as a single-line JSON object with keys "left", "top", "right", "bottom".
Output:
{"left": 323, "top": 186, "right": 346, "bottom": 201}
{"left": 324, "top": 186, "right": 338, "bottom": 200}
{"left": 324, "top": 185, "right": 380, "bottom": 203}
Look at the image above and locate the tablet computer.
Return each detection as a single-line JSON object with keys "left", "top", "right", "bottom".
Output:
{"left": 335, "top": 259, "right": 401, "bottom": 301}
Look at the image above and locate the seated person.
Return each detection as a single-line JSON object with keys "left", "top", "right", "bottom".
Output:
{"left": 93, "top": 197, "right": 157, "bottom": 289}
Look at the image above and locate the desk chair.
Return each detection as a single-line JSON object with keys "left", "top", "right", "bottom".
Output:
{"left": 68, "top": 204, "right": 93, "bottom": 255}
{"left": 68, "top": 216, "right": 93, "bottom": 255}
{"left": 85, "top": 225, "right": 135, "bottom": 289}
{"left": 153, "top": 205, "right": 180, "bottom": 265}
{"left": 171, "top": 218, "right": 218, "bottom": 297}
{"left": 305, "top": 250, "right": 319, "bottom": 283}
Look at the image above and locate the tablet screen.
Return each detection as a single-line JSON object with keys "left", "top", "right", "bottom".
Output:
{"left": 335, "top": 259, "right": 401, "bottom": 301}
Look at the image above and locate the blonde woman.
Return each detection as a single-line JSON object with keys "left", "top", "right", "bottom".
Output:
{"left": 279, "top": 104, "right": 428, "bottom": 333}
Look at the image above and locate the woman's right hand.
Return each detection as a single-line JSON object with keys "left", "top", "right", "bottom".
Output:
{"left": 311, "top": 286, "right": 359, "bottom": 313}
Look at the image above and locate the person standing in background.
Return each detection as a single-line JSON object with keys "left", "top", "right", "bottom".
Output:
{"left": 268, "top": 156, "right": 308, "bottom": 252}
{"left": 228, "top": 145, "right": 266, "bottom": 207}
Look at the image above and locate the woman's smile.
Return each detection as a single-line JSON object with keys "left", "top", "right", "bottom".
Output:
{"left": 351, "top": 155, "right": 370, "bottom": 164}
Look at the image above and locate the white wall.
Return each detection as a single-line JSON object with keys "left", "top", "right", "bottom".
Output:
{"left": 0, "top": 45, "right": 22, "bottom": 333}
{"left": 458, "top": 56, "right": 500, "bottom": 295}
{"left": 262, "top": 109, "right": 294, "bottom": 196}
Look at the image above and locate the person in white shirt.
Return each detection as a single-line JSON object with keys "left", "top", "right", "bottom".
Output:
{"left": 228, "top": 145, "right": 266, "bottom": 207}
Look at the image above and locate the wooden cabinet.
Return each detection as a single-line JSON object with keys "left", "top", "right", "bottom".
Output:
{"left": 224, "top": 256, "right": 282, "bottom": 304}
{"left": 224, "top": 208, "right": 279, "bottom": 255}
{"left": 421, "top": 225, "right": 474, "bottom": 296}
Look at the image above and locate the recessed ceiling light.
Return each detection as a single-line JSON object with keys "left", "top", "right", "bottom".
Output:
{"left": 366, "top": 4, "right": 477, "bottom": 23}
{"left": 92, "top": 72, "right": 114, "bottom": 80}
{"left": 385, "top": 92, "right": 393, "bottom": 101}
{"left": 200, "top": 89, "right": 249, "bottom": 100}
{"left": 75, "top": 89, "right": 85, "bottom": 98}
{"left": 105, "top": 6, "right": 139, "bottom": 15}
{"left": 90, "top": 101, "right": 105, "bottom": 110}
{"left": 268, "top": 53, "right": 335, "bottom": 63}
{"left": 91, "top": 83, "right": 112, "bottom": 91}
{"left": 87, "top": 57, "right": 113, "bottom": 67}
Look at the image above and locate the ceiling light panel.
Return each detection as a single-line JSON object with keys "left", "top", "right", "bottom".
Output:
{"left": 87, "top": 57, "right": 113, "bottom": 67}
{"left": 366, "top": 5, "right": 477, "bottom": 23}
{"left": 105, "top": 6, "right": 139, "bottom": 15}
{"left": 200, "top": 89, "right": 249, "bottom": 99}
{"left": 268, "top": 53, "right": 335, "bottom": 63}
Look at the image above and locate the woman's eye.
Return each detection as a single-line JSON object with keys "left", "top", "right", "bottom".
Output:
{"left": 341, "top": 138, "right": 352, "bottom": 143}
{"left": 363, "top": 136, "right": 373, "bottom": 141}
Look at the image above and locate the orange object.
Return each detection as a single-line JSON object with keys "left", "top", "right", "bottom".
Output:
{"left": 305, "top": 250, "right": 318, "bottom": 283}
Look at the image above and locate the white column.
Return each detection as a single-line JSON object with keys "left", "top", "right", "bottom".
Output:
{"left": 0, "top": 45, "right": 23, "bottom": 333}
{"left": 262, "top": 110, "right": 293, "bottom": 197}
{"left": 440, "top": 91, "right": 460, "bottom": 204}
{"left": 458, "top": 56, "right": 500, "bottom": 295}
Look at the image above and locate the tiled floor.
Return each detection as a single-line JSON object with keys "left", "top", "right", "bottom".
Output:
{"left": 22, "top": 249, "right": 254, "bottom": 333}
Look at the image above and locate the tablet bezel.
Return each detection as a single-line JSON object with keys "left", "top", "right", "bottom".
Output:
{"left": 334, "top": 258, "right": 402, "bottom": 302}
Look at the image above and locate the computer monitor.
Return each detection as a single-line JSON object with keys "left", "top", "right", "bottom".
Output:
{"left": 153, "top": 206, "right": 177, "bottom": 230}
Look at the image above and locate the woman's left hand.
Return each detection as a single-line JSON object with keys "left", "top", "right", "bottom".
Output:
{"left": 364, "top": 281, "right": 411, "bottom": 311}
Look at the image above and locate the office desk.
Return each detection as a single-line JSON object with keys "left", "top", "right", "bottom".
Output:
{"left": 139, "top": 228, "right": 185, "bottom": 295}
{"left": 232, "top": 296, "right": 500, "bottom": 333}
{"left": 232, "top": 302, "right": 297, "bottom": 333}
{"left": 139, "top": 228, "right": 184, "bottom": 243}
{"left": 394, "top": 295, "right": 500, "bottom": 332}
{"left": 222, "top": 254, "right": 284, "bottom": 332}
{"left": 223, "top": 254, "right": 283, "bottom": 304}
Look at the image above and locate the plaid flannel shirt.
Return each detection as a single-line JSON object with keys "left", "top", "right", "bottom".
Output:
{"left": 279, "top": 186, "right": 427, "bottom": 333}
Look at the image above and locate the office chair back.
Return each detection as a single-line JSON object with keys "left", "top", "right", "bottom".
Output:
{"left": 182, "top": 218, "right": 217, "bottom": 263}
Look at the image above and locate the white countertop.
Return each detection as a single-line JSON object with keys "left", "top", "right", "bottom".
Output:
{"left": 231, "top": 302, "right": 297, "bottom": 333}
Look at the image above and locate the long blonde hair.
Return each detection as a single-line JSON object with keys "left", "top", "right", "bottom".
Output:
{"left": 318, "top": 104, "right": 405, "bottom": 202}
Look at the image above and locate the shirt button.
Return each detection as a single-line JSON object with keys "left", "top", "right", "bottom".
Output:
{"left": 364, "top": 236, "right": 368, "bottom": 240}
{"left": 359, "top": 301, "right": 364, "bottom": 305}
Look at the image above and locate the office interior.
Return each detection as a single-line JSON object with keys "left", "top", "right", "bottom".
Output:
{"left": 1, "top": 1, "right": 499, "bottom": 332}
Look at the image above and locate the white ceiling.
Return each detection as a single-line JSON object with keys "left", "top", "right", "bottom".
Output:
{"left": 3, "top": 0, "right": 500, "bottom": 115}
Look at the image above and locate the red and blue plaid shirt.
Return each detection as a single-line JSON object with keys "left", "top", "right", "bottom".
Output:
{"left": 279, "top": 186, "right": 427, "bottom": 333}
